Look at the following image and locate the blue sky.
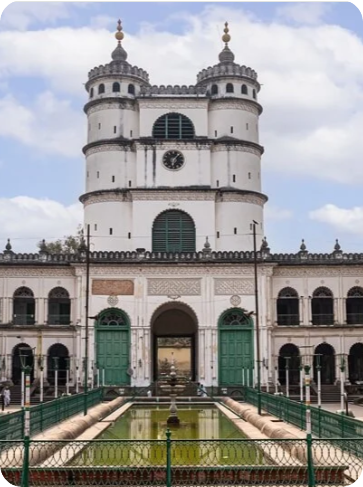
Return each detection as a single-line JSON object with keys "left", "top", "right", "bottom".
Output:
{"left": 0, "top": 1, "right": 362, "bottom": 252}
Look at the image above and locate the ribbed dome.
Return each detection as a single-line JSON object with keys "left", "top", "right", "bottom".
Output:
{"left": 112, "top": 43, "right": 128, "bottom": 62}
{"left": 218, "top": 45, "right": 235, "bottom": 64}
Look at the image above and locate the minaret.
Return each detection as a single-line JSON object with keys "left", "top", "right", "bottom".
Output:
{"left": 80, "top": 21, "right": 150, "bottom": 251}
{"left": 197, "top": 22, "right": 266, "bottom": 250}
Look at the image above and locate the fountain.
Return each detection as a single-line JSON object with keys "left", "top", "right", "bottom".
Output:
{"left": 167, "top": 357, "right": 180, "bottom": 425}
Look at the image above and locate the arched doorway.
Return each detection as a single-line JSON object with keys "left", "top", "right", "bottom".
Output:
{"left": 218, "top": 308, "right": 254, "bottom": 386}
{"left": 276, "top": 288, "right": 300, "bottom": 326}
{"left": 12, "top": 343, "right": 34, "bottom": 385}
{"left": 47, "top": 344, "right": 69, "bottom": 385}
{"left": 314, "top": 343, "right": 335, "bottom": 385}
{"left": 278, "top": 344, "right": 300, "bottom": 385}
{"left": 151, "top": 303, "right": 198, "bottom": 381}
{"left": 95, "top": 308, "right": 130, "bottom": 386}
{"left": 13, "top": 287, "right": 35, "bottom": 325}
{"left": 348, "top": 343, "right": 363, "bottom": 383}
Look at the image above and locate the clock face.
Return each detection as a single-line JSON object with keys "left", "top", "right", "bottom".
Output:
{"left": 162, "top": 150, "right": 185, "bottom": 170}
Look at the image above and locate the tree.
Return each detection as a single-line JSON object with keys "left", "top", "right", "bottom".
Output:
{"left": 37, "top": 225, "right": 84, "bottom": 254}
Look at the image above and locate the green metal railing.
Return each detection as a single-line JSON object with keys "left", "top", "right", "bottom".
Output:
{"left": 0, "top": 388, "right": 103, "bottom": 442}
{"left": 0, "top": 437, "right": 362, "bottom": 486}
{"left": 241, "top": 386, "right": 363, "bottom": 450}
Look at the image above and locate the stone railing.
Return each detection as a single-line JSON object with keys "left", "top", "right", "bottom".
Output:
{"left": 139, "top": 85, "right": 207, "bottom": 96}
{"left": 197, "top": 63, "right": 258, "bottom": 84}
{"left": 87, "top": 62, "right": 149, "bottom": 84}
{"left": 0, "top": 249, "right": 363, "bottom": 265}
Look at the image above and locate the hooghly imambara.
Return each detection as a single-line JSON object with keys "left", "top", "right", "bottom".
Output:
{"left": 1, "top": 21, "right": 362, "bottom": 400}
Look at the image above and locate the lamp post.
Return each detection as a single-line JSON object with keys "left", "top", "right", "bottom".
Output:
{"left": 75, "top": 359, "right": 79, "bottom": 394}
{"left": 339, "top": 355, "right": 346, "bottom": 413}
{"left": 84, "top": 224, "right": 91, "bottom": 416}
{"left": 315, "top": 354, "right": 322, "bottom": 408}
{"left": 65, "top": 357, "right": 70, "bottom": 396}
{"left": 53, "top": 357, "right": 59, "bottom": 398}
{"left": 285, "top": 356, "right": 291, "bottom": 398}
{"left": 252, "top": 220, "right": 262, "bottom": 415}
{"left": 37, "top": 355, "right": 45, "bottom": 403}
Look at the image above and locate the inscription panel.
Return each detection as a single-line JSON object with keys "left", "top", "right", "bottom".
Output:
{"left": 92, "top": 279, "right": 134, "bottom": 296}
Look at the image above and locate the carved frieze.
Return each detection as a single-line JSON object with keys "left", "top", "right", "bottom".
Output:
{"left": 83, "top": 192, "right": 132, "bottom": 207}
{"left": 216, "top": 192, "right": 266, "bottom": 206}
{"left": 273, "top": 267, "right": 363, "bottom": 278}
{"left": 209, "top": 100, "right": 259, "bottom": 115}
{"left": 92, "top": 279, "right": 134, "bottom": 295}
{"left": 138, "top": 100, "right": 208, "bottom": 110}
{"left": 131, "top": 190, "right": 215, "bottom": 201}
{"left": 215, "top": 278, "right": 254, "bottom": 295}
{"left": 134, "top": 141, "right": 212, "bottom": 151}
{"left": 85, "top": 145, "right": 134, "bottom": 156}
{"left": 148, "top": 278, "right": 201, "bottom": 296}
{"left": 211, "top": 145, "right": 261, "bottom": 156}
{"left": 0, "top": 268, "right": 74, "bottom": 277}
{"left": 87, "top": 101, "right": 136, "bottom": 114}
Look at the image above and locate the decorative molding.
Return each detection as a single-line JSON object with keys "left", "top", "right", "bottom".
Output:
{"left": 85, "top": 144, "right": 134, "bottom": 156}
{"left": 273, "top": 267, "right": 363, "bottom": 278}
{"left": 87, "top": 101, "right": 136, "bottom": 114}
{"left": 0, "top": 268, "right": 74, "bottom": 277}
{"left": 92, "top": 279, "right": 134, "bottom": 295}
{"left": 209, "top": 100, "right": 259, "bottom": 115}
{"left": 148, "top": 278, "right": 201, "bottom": 296}
{"left": 137, "top": 100, "right": 208, "bottom": 110}
{"left": 83, "top": 192, "right": 132, "bottom": 207}
{"left": 216, "top": 192, "right": 266, "bottom": 206}
{"left": 131, "top": 190, "right": 215, "bottom": 201}
{"left": 134, "top": 141, "right": 212, "bottom": 151}
{"left": 211, "top": 145, "right": 261, "bottom": 156}
{"left": 89, "top": 266, "right": 258, "bottom": 277}
{"left": 215, "top": 279, "right": 254, "bottom": 295}
{"left": 140, "top": 85, "right": 207, "bottom": 96}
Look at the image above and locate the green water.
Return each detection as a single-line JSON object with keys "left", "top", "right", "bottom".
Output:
{"left": 69, "top": 406, "right": 266, "bottom": 467}
{"left": 100, "top": 405, "right": 246, "bottom": 440}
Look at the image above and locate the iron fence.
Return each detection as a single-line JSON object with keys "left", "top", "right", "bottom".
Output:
{"left": 0, "top": 388, "right": 103, "bottom": 441}
{"left": 0, "top": 437, "right": 362, "bottom": 486}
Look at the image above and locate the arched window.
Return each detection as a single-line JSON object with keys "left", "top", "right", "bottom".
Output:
{"left": 13, "top": 287, "right": 35, "bottom": 325}
{"left": 348, "top": 343, "right": 363, "bottom": 383}
{"left": 311, "top": 287, "right": 334, "bottom": 325}
{"left": 112, "top": 82, "right": 120, "bottom": 92}
{"left": 98, "top": 84, "right": 105, "bottom": 95}
{"left": 252, "top": 89, "right": 256, "bottom": 99}
{"left": 48, "top": 287, "right": 71, "bottom": 325}
{"left": 98, "top": 309, "right": 128, "bottom": 327}
{"left": 128, "top": 84, "right": 135, "bottom": 95}
{"left": 152, "top": 113, "right": 194, "bottom": 140}
{"left": 276, "top": 287, "right": 299, "bottom": 326}
{"left": 152, "top": 210, "right": 196, "bottom": 252}
{"left": 278, "top": 344, "right": 300, "bottom": 386}
{"left": 346, "top": 287, "right": 363, "bottom": 324}
{"left": 241, "top": 84, "right": 248, "bottom": 95}
{"left": 211, "top": 84, "right": 218, "bottom": 95}
{"left": 90, "top": 87, "right": 94, "bottom": 98}
{"left": 226, "top": 83, "right": 234, "bottom": 93}
{"left": 47, "top": 344, "right": 69, "bottom": 386}
{"left": 219, "top": 308, "right": 252, "bottom": 327}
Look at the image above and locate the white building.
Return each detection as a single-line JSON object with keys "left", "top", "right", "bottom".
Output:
{"left": 1, "top": 21, "right": 362, "bottom": 396}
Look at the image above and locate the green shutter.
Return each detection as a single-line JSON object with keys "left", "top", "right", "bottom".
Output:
{"left": 152, "top": 211, "right": 196, "bottom": 252}
{"left": 152, "top": 113, "right": 194, "bottom": 139}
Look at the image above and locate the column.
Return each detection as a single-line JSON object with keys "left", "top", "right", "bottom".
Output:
{"left": 199, "top": 328, "right": 206, "bottom": 381}
{"left": 333, "top": 298, "right": 339, "bottom": 325}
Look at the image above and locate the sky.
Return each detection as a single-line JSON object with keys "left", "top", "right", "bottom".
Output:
{"left": 0, "top": 1, "right": 362, "bottom": 253}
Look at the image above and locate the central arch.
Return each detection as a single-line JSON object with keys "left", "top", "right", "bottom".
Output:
{"left": 151, "top": 303, "right": 198, "bottom": 381}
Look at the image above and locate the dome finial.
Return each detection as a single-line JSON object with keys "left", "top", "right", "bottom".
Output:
{"left": 115, "top": 19, "right": 124, "bottom": 43}
{"left": 112, "top": 19, "right": 128, "bottom": 62}
{"left": 222, "top": 21, "right": 231, "bottom": 45}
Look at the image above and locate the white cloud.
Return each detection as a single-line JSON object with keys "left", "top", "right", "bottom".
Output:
{"left": 276, "top": 3, "right": 330, "bottom": 25}
{"left": 309, "top": 204, "right": 363, "bottom": 235}
{"left": 0, "top": 196, "right": 83, "bottom": 252}
{"left": 0, "top": 2, "right": 79, "bottom": 30}
{"left": 0, "top": 5, "right": 362, "bottom": 182}
{"left": 265, "top": 205, "right": 293, "bottom": 221}
{"left": 0, "top": 91, "right": 84, "bottom": 158}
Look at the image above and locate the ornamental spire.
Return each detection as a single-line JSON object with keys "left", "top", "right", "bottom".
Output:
{"left": 111, "top": 19, "right": 128, "bottom": 62}
{"left": 218, "top": 21, "right": 235, "bottom": 63}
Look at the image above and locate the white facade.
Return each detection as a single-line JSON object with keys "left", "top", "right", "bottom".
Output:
{"left": 1, "top": 23, "right": 362, "bottom": 392}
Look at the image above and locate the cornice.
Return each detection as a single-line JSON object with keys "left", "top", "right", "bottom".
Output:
{"left": 209, "top": 98, "right": 263, "bottom": 116}
{"left": 84, "top": 97, "right": 137, "bottom": 115}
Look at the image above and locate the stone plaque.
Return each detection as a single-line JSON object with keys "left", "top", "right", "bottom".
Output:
{"left": 92, "top": 279, "right": 134, "bottom": 296}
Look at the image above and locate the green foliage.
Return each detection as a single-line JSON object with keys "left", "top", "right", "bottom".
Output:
{"left": 37, "top": 225, "right": 83, "bottom": 254}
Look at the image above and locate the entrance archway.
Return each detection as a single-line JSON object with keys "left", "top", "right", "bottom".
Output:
{"left": 348, "top": 343, "right": 363, "bottom": 383}
{"left": 151, "top": 303, "right": 198, "bottom": 381}
{"left": 218, "top": 308, "right": 254, "bottom": 386}
{"left": 278, "top": 344, "right": 300, "bottom": 385}
{"left": 314, "top": 343, "right": 335, "bottom": 385}
{"left": 12, "top": 343, "right": 34, "bottom": 385}
{"left": 47, "top": 344, "right": 69, "bottom": 385}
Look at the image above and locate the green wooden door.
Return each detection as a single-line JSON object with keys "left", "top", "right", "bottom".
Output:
{"left": 97, "top": 329, "right": 130, "bottom": 385}
{"left": 95, "top": 308, "right": 130, "bottom": 386}
{"left": 218, "top": 309, "right": 254, "bottom": 387}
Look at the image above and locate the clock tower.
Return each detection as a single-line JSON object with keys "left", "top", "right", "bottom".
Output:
{"left": 81, "top": 21, "right": 266, "bottom": 252}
